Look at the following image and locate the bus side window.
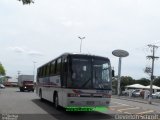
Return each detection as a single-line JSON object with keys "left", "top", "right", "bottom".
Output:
{"left": 64, "top": 58, "right": 68, "bottom": 72}
{"left": 43, "top": 66, "right": 46, "bottom": 77}
{"left": 61, "top": 58, "right": 68, "bottom": 87}
{"left": 56, "top": 58, "right": 61, "bottom": 75}
{"left": 46, "top": 63, "right": 50, "bottom": 77}
{"left": 42, "top": 66, "right": 45, "bottom": 77}
{"left": 50, "top": 61, "right": 56, "bottom": 75}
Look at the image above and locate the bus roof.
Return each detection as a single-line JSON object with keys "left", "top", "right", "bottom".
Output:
{"left": 38, "top": 52, "right": 110, "bottom": 69}
{"left": 60, "top": 52, "right": 109, "bottom": 59}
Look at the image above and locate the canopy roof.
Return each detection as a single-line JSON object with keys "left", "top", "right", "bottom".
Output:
{"left": 126, "top": 84, "right": 160, "bottom": 89}
{"left": 145, "top": 85, "right": 160, "bottom": 90}
{"left": 126, "top": 84, "right": 146, "bottom": 89}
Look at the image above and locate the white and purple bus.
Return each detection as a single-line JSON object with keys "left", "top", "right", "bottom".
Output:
{"left": 36, "top": 53, "right": 113, "bottom": 110}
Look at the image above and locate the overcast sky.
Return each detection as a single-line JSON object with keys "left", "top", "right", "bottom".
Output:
{"left": 1, "top": 0, "right": 160, "bottom": 81}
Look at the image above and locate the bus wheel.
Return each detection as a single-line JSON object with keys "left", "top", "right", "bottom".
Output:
{"left": 39, "top": 90, "right": 43, "bottom": 101}
{"left": 54, "top": 94, "right": 59, "bottom": 109}
{"left": 20, "top": 87, "right": 24, "bottom": 92}
{"left": 19, "top": 88, "right": 22, "bottom": 92}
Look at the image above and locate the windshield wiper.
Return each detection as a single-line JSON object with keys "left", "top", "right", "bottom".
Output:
{"left": 80, "top": 78, "right": 91, "bottom": 89}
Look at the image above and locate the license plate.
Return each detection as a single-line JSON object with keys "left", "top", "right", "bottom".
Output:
{"left": 86, "top": 101, "right": 94, "bottom": 105}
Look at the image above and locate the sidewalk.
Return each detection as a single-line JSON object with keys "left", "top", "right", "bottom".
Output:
{"left": 112, "top": 95, "right": 160, "bottom": 106}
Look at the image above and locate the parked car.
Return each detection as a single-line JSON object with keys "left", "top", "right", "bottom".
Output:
{"left": 122, "top": 89, "right": 134, "bottom": 96}
{"left": 0, "top": 84, "right": 5, "bottom": 89}
{"left": 132, "top": 89, "right": 142, "bottom": 97}
{"left": 152, "top": 92, "right": 160, "bottom": 99}
{"left": 122, "top": 90, "right": 130, "bottom": 96}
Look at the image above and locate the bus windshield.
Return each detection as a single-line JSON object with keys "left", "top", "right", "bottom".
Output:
{"left": 69, "top": 56, "right": 111, "bottom": 90}
{"left": 93, "top": 59, "right": 111, "bottom": 89}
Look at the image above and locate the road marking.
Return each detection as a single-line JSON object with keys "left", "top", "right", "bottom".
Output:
{"left": 109, "top": 108, "right": 115, "bottom": 110}
{"left": 124, "top": 112, "right": 131, "bottom": 114}
{"left": 117, "top": 107, "right": 140, "bottom": 112}
{"left": 137, "top": 110, "right": 154, "bottom": 114}
{"left": 112, "top": 102, "right": 130, "bottom": 106}
{"left": 109, "top": 105, "right": 126, "bottom": 108}
{"left": 110, "top": 102, "right": 131, "bottom": 108}
{"left": 110, "top": 105, "right": 131, "bottom": 107}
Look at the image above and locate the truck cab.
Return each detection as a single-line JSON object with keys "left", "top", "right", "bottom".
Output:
{"left": 18, "top": 75, "right": 34, "bottom": 92}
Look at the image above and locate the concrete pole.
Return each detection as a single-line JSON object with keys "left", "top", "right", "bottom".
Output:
{"left": 33, "top": 62, "right": 36, "bottom": 82}
{"left": 149, "top": 47, "right": 155, "bottom": 104}
{"left": 117, "top": 57, "right": 122, "bottom": 96}
{"left": 17, "top": 71, "right": 21, "bottom": 82}
{"left": 80, "top": 39, "right": 82, "bottom": 53}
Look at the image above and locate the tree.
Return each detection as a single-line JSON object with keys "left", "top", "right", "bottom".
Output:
{"left": 18, "top": 0, "right": 34, "bottom": 5}
{"left": 135, "top": 78, "right": 150, "bottom": 86}
{"left": 153, "top": 77, "right": 160, "bottom": 87}
{"left": 120, "top": 76, "right": 135, "bottom": 91}
{"left": 0, "top": 63, "right": 5, "bottom": 76}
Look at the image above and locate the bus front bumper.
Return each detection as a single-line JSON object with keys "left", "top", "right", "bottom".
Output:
{"left": 67, "top": 97, "right": 111, "bottom": 107}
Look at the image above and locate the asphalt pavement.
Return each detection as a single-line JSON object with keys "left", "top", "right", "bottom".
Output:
{"left": 0, "top": 88, "right": 113, "bottom": 120}
{"left": 0, "top": 88, "right": 160, "bottom": 120}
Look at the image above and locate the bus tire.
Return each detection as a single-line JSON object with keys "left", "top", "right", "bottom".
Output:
{"left": 19, "top": 88, "right": 22, "bottom": 92}
{"left": 20, "top": 87, "right": 24, "bottom": 92}
{"left": 39, "top": 89, "right": 43, "bottom": 101}
{"left": 54, "top": 93, "right": 59, "bottom": 109}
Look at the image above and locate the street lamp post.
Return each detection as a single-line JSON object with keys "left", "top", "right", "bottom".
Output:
{"left": 33, "top": 61, "right": 37, "bottom": 82}
{"left": 112, "top": 49, "right": 129, "bottom": 96}
{"left": 78, "top": 36, "right": 85, "bottom": 53}
{"left": 17, "top": 71, "right": 21, "bottom": 81}
{"left": 117, "top": 57, "right": 122, "bottom": 96}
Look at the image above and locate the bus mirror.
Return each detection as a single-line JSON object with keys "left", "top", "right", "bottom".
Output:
{"left": 112, "top": 70, "right": 115, "bottom": 77}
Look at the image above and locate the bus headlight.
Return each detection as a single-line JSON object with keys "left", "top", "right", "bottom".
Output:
{"left": 102, "top": 94, "right": 111, "bottom": 98}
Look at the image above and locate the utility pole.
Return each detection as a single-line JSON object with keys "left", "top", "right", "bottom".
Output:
{"left": 146, "top": 44, "right": 159, "bottom": 104}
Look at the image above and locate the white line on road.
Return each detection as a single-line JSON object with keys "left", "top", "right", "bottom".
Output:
{"left": 117, "top": 107, "right": 140, "bottom": 112}
{"left": 109, "top": 102, "right": 131, "bottom": 108}
{"left": 124, "top": 112, "right": 131, "bottom": 114}
{"left": 112, "top": 102, "right": 131, "bottom": 106}
{"left": 109, "top": 105, "right": 126, "bottom": 108}
{"left": 137, "top": 110, "right": 154, "bottom": 114}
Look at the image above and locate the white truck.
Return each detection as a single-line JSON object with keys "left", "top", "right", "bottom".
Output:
{"left": 18, "top": 75, "right": 34, "bottom": 92}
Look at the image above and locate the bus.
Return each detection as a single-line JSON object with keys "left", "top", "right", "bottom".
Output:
{"left": 36, "top": 53, "right": 113, "bottom": 110}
